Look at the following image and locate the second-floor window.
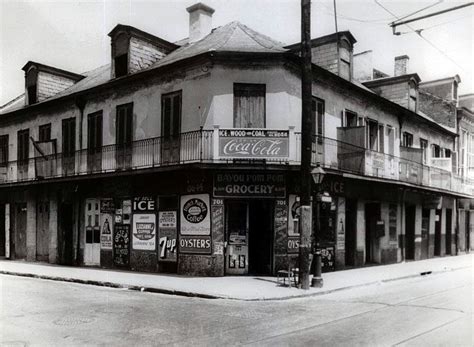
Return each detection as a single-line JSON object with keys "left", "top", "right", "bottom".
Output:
{"left": 432, "top": 144, "right": 441, "bottom": 158}
{"left": 161, "top": 92, "right": 181, "bottom": 139}
{"left": 17, "top": 129, "right": 29, "bottom": 164}
{"left": 0, "top": 135, "right": 8, "bottom": 166}
{"left": 312, "top": 97, "right": 325, "bottom": 140}
{"left": 234, "top": 83, "right": 265, "bottom": 128}
{"left": 88, "top": 111, "right": 103, "bottom": 151}
{"left": 420, "top": 139, "right": 428, "bottom": 163}
{"left": 402, "top": 132, "right": 413, "bottom": 147}
{"left": 62, "top": 118, "right": 76, "bottom": 157}
{"left": 342, "top": 109, "right": 363, "bottom": 127}
{"left": 116, "top": 103, "right": 133, "bottom": 147}
{"left": 39, "top": 123, "right": 51, "bottom": 142}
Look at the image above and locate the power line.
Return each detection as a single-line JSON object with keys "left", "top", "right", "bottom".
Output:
{"left": 393, "top": 0, "right": 444, "bottom": 23}
{"left": 374, "top": 0, "right": 466, "bottom": 73}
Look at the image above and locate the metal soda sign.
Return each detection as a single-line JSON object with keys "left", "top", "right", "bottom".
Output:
{"left": 219, "top": 129, "right": 289, "bottom": 159}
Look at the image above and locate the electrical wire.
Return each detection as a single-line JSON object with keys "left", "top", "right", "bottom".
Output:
{"left": 392, "top": 0, "right": 444, "bottom": 24}
{"left": 374, "top": 0, "right": 466, "bottom": 73}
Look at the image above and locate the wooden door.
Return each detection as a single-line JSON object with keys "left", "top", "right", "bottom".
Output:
{"left": 36, "top": 201, "right": 50, "bottom": 261}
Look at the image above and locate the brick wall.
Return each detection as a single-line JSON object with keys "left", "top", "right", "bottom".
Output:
{"left": 129, "top": 36, "right": 166, "bottom": 73}
{"left": 37, "top": 72, "right": 75, "bottom": 102}
{"left": 419, "top": 91, "right": 457, "bottom": 128}
{"left": 312, "top": 42, "right": 339, "bottom": 75}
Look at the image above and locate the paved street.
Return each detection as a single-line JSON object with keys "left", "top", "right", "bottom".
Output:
{"left": 1, "top": 265, "right": 472, "bottom": 346}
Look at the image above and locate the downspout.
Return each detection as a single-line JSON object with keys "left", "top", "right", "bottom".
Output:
{"left": 74, "top": 97, "right": 86, "bottom": 265}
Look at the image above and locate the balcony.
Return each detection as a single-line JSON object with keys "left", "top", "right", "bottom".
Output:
{"left": 0, "top": 127, "right": 471, "bottom": 196}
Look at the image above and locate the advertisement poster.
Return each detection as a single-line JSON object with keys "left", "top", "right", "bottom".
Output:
{"left": 158, "top": 211, "right": 177, "bottom": 262}
{"left": 100, "top": 198, "right": 115, "bottom": 213}
{"left": 159, "top": 211, "right": 177, "bottom": 228}
{"left": 100, "top": 213, "right": 113, "bottom": 250}
{"left": 288, "top": 194, "right": 300, "bottom": 236}
{"left": 132, "top": 213, "right": 156, "bottom": 250}
{"left": 180, "top": 194, "right": 210, "bottom": 235}
{"left": 122, "top": 200, "right": 132, "bottom": 225}
{"left": 113, "top": 224, "right": 130, "bottom": 267}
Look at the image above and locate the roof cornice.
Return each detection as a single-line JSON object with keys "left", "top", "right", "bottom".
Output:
{"left": 21, "top": 61, "right": 84, "bottom": 81}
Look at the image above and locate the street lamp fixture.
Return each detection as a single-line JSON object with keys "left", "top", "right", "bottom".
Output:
{"left": 311, "top": 163, "right": 325, "bottom": 288}
{"left": 311, "top": 164, "right": 326, "bottom": 185}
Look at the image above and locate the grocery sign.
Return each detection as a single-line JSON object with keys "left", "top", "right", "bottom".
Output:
{"left": 218, "top": 129, "right": 289, "bottom": 159}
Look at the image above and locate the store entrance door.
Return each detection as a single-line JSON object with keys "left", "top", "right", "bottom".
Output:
{"left": 225, "top": 200, "right": 273, "bottom": 275}
{"left": 84, "top": 199, "right": 100, "bottom": 266}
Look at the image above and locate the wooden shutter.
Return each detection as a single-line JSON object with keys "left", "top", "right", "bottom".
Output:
{"left": 0, "top": 135, "right": 8, "bottom": 165}
{"left": 234, "top": 83, "right": 265, "bottom": 128}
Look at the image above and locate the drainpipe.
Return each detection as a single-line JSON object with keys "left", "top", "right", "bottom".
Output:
{"left": 74, "top": 97, "right": 86, "bottom": 266}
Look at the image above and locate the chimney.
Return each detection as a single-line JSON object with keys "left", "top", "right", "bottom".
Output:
{"left": 394, "top": 55, "right": 409, "bottom": 76}
{"left": 186, "top": 2, "right": 215, "bottom": 43}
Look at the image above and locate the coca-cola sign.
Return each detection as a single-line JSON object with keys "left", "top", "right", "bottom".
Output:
{"left": 219, "top": 129, "right": 289, "bottom": 159}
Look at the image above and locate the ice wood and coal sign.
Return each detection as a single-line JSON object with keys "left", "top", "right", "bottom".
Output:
{"left": 218, "top": 129, "right": 289, "bottom": 159}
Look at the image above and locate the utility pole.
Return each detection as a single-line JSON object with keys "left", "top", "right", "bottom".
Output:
{"left": 299, "top": 0, "right": 313, "bottom": 290}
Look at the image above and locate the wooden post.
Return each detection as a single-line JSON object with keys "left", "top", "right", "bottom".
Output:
{"left": 299, "top": 0, "right": 313, "bottom": 289}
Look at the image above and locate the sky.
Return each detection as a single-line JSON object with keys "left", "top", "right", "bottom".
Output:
{"left": 0, "top": 0, "right": 473, "bottom": 105}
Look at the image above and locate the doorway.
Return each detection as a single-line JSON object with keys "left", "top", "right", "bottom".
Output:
{"left": 13, "top": 203, "right": 27, "bottom": 259}
{"left": 345, "top": 199, "right": 357, "bottom": 266}
{"left": 466, "top": 212, "right": 470, "bottom": 253}
{"left": 84, "top": 199, "right": 100, "bottom": 266}
{"left": 0, "top": 204, "right": 5, "bottom": 257}
{"left": 420, "top": 208, "right": 430, "bottom": 259}
{"left": 434, "top": 209, "right": 442, "bottom": 256}
{"left": 405, "top": 205, "right": 416, "bottom": 260}
{"left": 36, "top": 201, "right": 50, "bottom": 261}
{"left": 225, "top": 200, "right": 273, "bottom": 275}
{"left": 365, "top": 203, "right": 380, "bottom": 263}
{"left": 59, "top": 203, "right": 74, "bottom": 265}
{"left": 445, "top": 209, "right": 452, "bottom": 255}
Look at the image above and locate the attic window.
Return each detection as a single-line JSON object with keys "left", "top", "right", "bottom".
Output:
{"left": 113, "top": 32, "right": 129, "bottom": 78}
{"left": 115, "top": 54, "right": 128, "bottom": 77}
{"left": 27, "top": 85, "right": 37, "bottom": 104}
{"left": 26, "top": 66, "right": 38, "bottom": 105}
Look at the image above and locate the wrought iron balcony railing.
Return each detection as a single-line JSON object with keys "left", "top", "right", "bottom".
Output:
{"left": 0, "top": 128, "right": 472, "bottom": 196}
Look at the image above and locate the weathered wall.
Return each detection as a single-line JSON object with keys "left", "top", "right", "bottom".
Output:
{"left": 129, "top": 36, "right": 166, "bottom": 74}
{"left": 37, "top": 71, "right": 75, "bottom": 102}
{"left": 419, "top": 91, "right": 457, "bottom": 129}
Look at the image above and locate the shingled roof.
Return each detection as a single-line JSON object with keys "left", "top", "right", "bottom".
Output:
{"left": 1, "top": 21, "right": 287, "bottom": 115}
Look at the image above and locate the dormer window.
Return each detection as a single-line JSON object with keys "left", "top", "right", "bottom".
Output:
{"left": 108, "top": 25, "right": 178, "bottom": 78}
{"left": 339, "top": 38, "right": 352, "bottom": 81}
{"left": 113, "top": 32, "right": 129, "bottom": 78}
{"left": 409, "top": 80, "right": 417, "bottom": 112}
{"left": 25, "top": 66, "right": 38, "bottom": 105}
{"left": 22, "top": 62, "right": 83, "bottom": 105}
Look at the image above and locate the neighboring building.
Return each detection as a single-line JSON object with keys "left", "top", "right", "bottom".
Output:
{"left": 457, "top": 94, "right": 474, "bottom": 253}
{"left": 0, "top": 2, "right": 471, "bottom": 276}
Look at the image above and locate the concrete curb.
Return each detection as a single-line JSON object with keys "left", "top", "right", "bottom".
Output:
{"left": 0, "top": 265, "right": 469, "bottom": 301}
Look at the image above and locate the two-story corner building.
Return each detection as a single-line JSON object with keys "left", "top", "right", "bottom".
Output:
{"left": 0, "top": 2, "right": 471, "bottom": 276}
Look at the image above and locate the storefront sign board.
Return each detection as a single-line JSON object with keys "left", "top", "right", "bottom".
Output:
{"left": 214, "top": 173, "right": 285, "bottom": 198}
{"left": 133, "top": 197, "right": 156, "bottom": 212}
{"left": 179, "top": 235, "right": 212, "bottom": 254}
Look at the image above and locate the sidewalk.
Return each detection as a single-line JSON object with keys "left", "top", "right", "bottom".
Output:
{"left": 0, "top": 254, "right": 472, "bottom": 301}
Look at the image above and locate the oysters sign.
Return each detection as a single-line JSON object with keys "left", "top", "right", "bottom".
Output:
{"left": 219, "top": 129, "right": 289, "bottom": 159}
